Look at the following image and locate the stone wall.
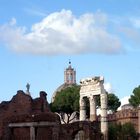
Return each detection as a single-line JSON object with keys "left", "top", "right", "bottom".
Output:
{"left": 0, "top": 90, "right": 101, "bottom": 140}
{"left": 5, "top": 121, "right": 101, "bottom": 140}
{"left": 108, "top": 108, "right": 138, "bottom": 132}
{"left": 60, "top": 121, "right": 102, "bottom": 140}
{"left": 0, "top": 90, "right": 51, "bottom": 139}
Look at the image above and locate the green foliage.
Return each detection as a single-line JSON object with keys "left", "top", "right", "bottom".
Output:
{"left": 129, "top": 85, "right": 140, "bottom": 107}
{"left": 108, "top": 123, "right": 118, "bottom": 140}
{"left": 50, "top": 85, "right": 121, "bottom": 123}
{"left": 123, "top": 123, "right": 137, "bottom": 139}
{"left": 96, "top": 93, "right": 121, "bottom": 112}
{"left": 108, "top": 122, "right": 137, "bottom": 140}
{"left": 108, "top": 93, "right": 121, "bottom": 112}
{"left": 50, "top": 85, "right": 80, "bottom": 123}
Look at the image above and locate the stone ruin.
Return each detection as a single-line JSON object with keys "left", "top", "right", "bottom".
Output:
{"left": 0, "top": 90, "right": 102, "bottom": 140}
{"left": 79, "top": 76, "right": 108, "bottom": 140}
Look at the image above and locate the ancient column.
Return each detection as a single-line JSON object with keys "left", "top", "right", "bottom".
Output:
{"left": 89, "top": 95, "right": 96, "bottom": 121}
{"left": 100, "top": 91, "right": 108, "bottom": 140}
{"left": 30, "top": 126, "right": 35, "bottom": 140}
{"left": 80, "top": 97, "right": 86, "bottom": 121}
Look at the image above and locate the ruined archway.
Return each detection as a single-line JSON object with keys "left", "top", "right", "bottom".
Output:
{"left": 79, "top": 76, "right": 108, "bottom": 140}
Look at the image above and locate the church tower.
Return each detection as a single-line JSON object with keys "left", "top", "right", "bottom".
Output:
{"left": 64, "top": 61, "right": 76, "bottom": 84}
{"left": 51, "top": 61, "right": 76, "bottom": 102}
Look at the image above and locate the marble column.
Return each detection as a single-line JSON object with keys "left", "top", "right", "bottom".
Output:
{"left": 80, "top": 97, "right": 86, "bottom": 121}
{"left": 100, "top": 91, "right": 108, "bottom": 140}
{"left": 89, "top": 96, "right": 96, "bottom": 121}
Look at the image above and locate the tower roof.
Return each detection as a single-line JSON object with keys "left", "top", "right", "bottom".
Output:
{"left": 67, "top": 60, "right": 73, "bottom": 70}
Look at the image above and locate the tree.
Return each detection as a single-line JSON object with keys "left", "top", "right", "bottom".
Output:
{"left": 122, "top": 123, "right": 137, "bottom": 140}
{"left": 50, "top": 85, "right": 80, "bottom": 124}
{"left": 129, "top": 85, "right": 140, "bottom": 107}
{"left": 96, "top": 93, "right": 121, "bottom": 112}
{"left": 108, "top": 122, "right": 137, "bottom": 140}
{"left": 107, "top": 93, "right": 121, "bottom": 112}
{"left": 50, "top": 85, "right": 121, "bottom": 123}
{"left": 108, "top": 123, "right": 119, "bottom": 140}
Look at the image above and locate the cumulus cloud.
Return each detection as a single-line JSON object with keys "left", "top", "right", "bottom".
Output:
{"left": 0, "top": 9, "right": 123, "bottom": 55}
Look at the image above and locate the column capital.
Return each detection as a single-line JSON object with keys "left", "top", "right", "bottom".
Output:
{"left": 89, "top": 95, "right": 96, "bottom": 101}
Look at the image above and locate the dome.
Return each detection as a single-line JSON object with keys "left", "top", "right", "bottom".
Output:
{"left": 51, "top": 61, "right": 77, "bottom": 102}
{"left": 51, "top": 83, "right": 76, "bottom": 102}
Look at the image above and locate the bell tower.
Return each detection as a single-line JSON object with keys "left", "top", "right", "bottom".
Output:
{"left": 51, "top": 60, "right": 76, "bottom": 102}
{"left": 64, "top": 60, "right": 76, "bottom": 84}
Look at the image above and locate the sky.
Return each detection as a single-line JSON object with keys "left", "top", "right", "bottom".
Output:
{"left": 0, "top": 0, "right": 140, "bottom": 105}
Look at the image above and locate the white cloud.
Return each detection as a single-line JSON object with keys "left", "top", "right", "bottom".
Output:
{"left": 0, "top": 9, "right": 123, "bottom": 55}
{"left": 104, "top": 82, "right": 113, "bottom": 93}
{"left": 117, "top": 17, "right": 140, "bottom": 50}
{"left": 120, "top": 96, "right": 130, "bottom": 106}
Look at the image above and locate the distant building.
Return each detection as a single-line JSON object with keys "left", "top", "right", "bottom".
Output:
{"left": 51, "top": 61, "right": 76, "bottom": 102}
{"left": 64, "top": 61, "right": 76, "bottom": 84}
{"left": 121, "top": 103, "right": 133, "bottom": 110}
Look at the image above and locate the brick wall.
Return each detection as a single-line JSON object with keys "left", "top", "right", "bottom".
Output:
{"left": 0, "top": 90, "right": 101, "bottom": 140}
{"left": 0, "top": 90, "right": 51, "bottom": 139}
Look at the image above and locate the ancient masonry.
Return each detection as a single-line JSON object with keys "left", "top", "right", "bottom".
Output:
{"left": 79, "top": 76, "right": 108, "bottom": 140}
{"left": 0, "top": 90, "right": 101, "bottom": 140}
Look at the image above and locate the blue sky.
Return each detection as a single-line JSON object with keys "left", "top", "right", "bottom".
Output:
{"left": 0, "top": 0, "right": 140, "bottom": 104}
